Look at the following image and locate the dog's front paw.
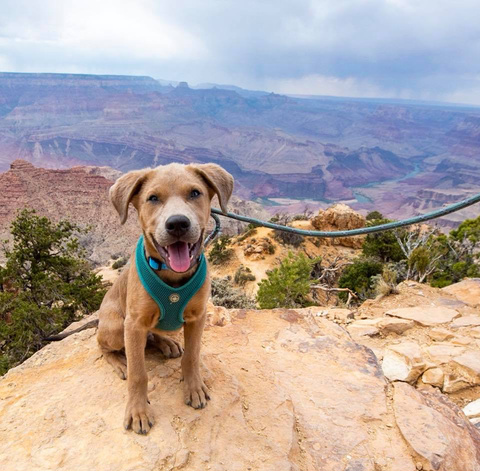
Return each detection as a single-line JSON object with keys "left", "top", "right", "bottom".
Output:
{"left": 183, "top": 379, "right": 211, "bottom": 409}
{"left": 123, "top": 399, "right": 155, "bottom": 435}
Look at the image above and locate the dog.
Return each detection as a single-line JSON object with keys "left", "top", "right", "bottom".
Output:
{"left": 96, "top": 162, "right": 234, "bottom": 435}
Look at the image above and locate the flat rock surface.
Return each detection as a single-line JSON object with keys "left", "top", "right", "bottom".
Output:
{"left": 451, "top": 315, "right": 480, "bottom": 329}
{"left": 386, "top": 306, "right": 460, "bottom": 326}
{"left": 443, "top": 279, "right": 480, "bottom": 306}
{"left": 1, "top": 308, "right": 479, "bottom": 471}
{"left": 393, "top": 382, "right": 480, "bottom": 471}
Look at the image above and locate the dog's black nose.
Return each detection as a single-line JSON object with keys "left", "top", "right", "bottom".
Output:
{"left": 165, "top": 215, "right": 191, "bottom": 237}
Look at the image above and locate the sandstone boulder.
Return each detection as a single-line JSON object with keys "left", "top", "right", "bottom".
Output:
{"left": 421, "top": 367, "right": 445, "bottom": 388}
{"left": 310, "top": 203, "right": 366, "bottom": 249}
{"left": 1, "top": 309, "right": 479, "bottom": 471}
{"left": 382, "top": 342, "right": 427, "bottom": 383}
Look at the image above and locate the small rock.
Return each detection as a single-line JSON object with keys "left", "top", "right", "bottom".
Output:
{"left": 377, "top": 317, "right": 415, "bottom": 335}
{"left": 452, "top": 351, "right": 480, "bottom": 384}
{"left": 463, "top": 398, "right": 480, "bottom": 418}
{"left": 421, "top": 367, "right": 444, "bottom": 388}
{"left": 443, "top": 373, "right": 471, "bottom": 393}
{"left": 327, "top": 308, "right": 354, "bottom": 322}
{"left": 386, "top": 306, "right": 460, "bottom": 326}
{"left": 451, "top": 336, "right": 473, "bottom": 346}
{"left": 382, "top": 342, "right": 427, "bottom": 383}
{"left": 451, "top": 315, "right": 480, "bottom": 330}
{"left": 428, "top": 328, "right": 454, "bottom": 342}
{"left": 469, "top": 327, "right": 480, "bottom": 339}
{"left": 347, "top": 319, "right": 380, "bottom": 337}
{"left": 424, "top": 345, "right": 466, "bottom": 365}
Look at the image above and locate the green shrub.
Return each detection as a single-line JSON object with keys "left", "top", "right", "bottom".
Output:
{"left": 208, "top": 236, "right": 234, "bottom": 265}
{"left": 256, "top": 252, "right": 319, "bottom": 309}
{"left": 211, "top": 277, "right": 256, "bottom": 309}
{"left": 362, "top": 219, "right": 406, "bottom": 263}
{"left": 366, "top": 211, "right": 384, "bottom": 221}
{"left": 450, "top": 216, "right": 480, "bottom": 243}
{"left": 234, "top": 265, "right": 256, "bottom": 286}
{"left": 430, "top": 232, "right": 480, "bottom": 287}
{"left": 112, "top": 257, "right": 127, "bottom": 270}
{"left": 338, "top": 257, "right": 384, "bottom": 302}
{"left": 0, "top": 209, "right": 107, "bottom": 375}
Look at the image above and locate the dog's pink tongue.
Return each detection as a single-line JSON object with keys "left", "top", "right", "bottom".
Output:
{"left": 167, "top": 241, "right": 190, "bottom": 272}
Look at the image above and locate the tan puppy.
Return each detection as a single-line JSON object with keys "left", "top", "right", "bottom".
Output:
{"left": 97, "top": 163, "right": 234, "bottom": 435}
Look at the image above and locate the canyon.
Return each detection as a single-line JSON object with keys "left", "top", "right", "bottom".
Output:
{"left": 1, "top": 72, "right": 479, "bottom": 228}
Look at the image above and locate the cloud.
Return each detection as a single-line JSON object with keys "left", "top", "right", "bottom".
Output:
{"left": 0, "top": 0, "right": 479, "bottom": 104}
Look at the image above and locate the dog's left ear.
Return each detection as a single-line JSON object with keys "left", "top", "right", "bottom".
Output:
{"left": 190, "top": 163, "right": 234, "bottom": 213}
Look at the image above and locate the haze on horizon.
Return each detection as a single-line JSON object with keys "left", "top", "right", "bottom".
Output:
{"left": 1, "top": 0, "right": 480, "bottom": 106}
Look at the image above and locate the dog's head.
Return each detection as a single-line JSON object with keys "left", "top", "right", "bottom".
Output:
{"left": 110, "top": 163, "right": 234, "bottom": 273}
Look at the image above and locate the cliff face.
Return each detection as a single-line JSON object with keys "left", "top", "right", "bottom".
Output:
{"left": 0, "top": 159, "right": 140, "bottom": 266}
{"left": 0, "top": 307, "right": 479, "bottom": 471}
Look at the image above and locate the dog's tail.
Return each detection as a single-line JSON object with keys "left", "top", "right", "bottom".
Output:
{"left": 45, "top": 319, "right": 99, "bottom": 341}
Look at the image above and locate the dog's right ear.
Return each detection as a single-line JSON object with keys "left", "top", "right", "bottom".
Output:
{"left": 109, "top": 169, "right": 150, "bottom": 224}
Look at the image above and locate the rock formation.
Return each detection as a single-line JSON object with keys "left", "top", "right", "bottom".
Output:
{"left": 1, "top": 306, "right": 479, "bottom": 471}
{"left": 339, "top": 279, "right": 480, "bottom": 406}
{"left": 311, "top": 203, "right": 366, "bottom": 248}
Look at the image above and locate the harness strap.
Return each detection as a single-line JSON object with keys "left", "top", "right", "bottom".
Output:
{"left": 135, "top": 235, "right": 207, "bottom": 331}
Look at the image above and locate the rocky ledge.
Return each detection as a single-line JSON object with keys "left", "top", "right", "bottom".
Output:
{"left": 1, "top": 307, "right": 479, "bottom": 471}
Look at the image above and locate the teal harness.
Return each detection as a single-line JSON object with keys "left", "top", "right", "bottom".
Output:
{"left": 135, "top": 235, "right": 207, "bottom": 331}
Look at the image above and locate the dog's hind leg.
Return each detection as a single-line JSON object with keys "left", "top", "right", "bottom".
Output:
{"left": 148, "top": 332, "right": 183, "bottom": 359}
{"left": 97, "top": 307, "right": 128, "bottom": 380}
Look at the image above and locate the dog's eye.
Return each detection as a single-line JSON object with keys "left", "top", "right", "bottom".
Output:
{"left": 190, "top": 189, "right": 201, "bottom": 198}
{"left": 148, "top": 194, "right": 158, "bottom": 202}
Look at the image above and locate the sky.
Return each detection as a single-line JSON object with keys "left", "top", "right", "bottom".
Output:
{"left": 1, "top": 0, "right": 480, "bottom": 105}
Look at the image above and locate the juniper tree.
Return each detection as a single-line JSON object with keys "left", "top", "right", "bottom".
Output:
{"left": 0, "top": 209, "right": 106, "bottom": 375}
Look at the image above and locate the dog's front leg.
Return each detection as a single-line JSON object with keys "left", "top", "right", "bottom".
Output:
{"left": 123, "top": 316, "right": 154, "bottom": 434}
{"left": 182, "top": 313, "right": 210, "bottom": 409}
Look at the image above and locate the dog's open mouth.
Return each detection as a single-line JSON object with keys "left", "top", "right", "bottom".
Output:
{"left": 154, "top": 236, "right": 203, "bottom": 273}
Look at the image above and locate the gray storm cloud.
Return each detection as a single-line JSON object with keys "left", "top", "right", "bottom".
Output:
{"left": 0, "top": 0, "right": 479, "bottom": 104}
